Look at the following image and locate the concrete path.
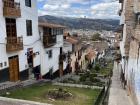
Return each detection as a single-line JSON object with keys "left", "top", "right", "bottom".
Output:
{"left": 108, "top": 62, "right": 134, "bottom": 105}
{"left": 0, "top": 97, "right": 52, "bottom": 105}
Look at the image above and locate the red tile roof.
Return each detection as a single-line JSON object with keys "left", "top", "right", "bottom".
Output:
{"left": 64, "top": 32, "right": 70, "bottom": 37}
{"left": 66, "top": 37, "right": 78, "bottom": 44}
{"left": 86, "top": 48, "right": 96, "bottom": 60}
{"left": 39, "top": 22, "right": 66, "bottom": 28}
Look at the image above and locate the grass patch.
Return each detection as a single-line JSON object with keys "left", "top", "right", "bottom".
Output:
{"left": 92, "top": 62, "right": 113, "bottom": 77}
{"left": 2, "top": 83, "right": 101, "bottom": 105}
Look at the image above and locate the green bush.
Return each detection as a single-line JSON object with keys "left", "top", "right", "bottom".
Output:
{"left": 90, "top": 77, "right": 101, "bottom": 83}
{"left": 94, "top": 65, "right": 100, "bottom": 72}
{"left": 79, "top": 75, "right": 87, "bottom": 82}
{"left": 90, "top": 73, "right": 97, "bottom": 77}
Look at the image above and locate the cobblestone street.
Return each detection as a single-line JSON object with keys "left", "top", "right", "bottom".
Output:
{"left": 108, "top": 62, "right": 134, "bottom": 105}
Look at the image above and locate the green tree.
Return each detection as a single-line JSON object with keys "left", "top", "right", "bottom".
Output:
{"left": 92, "top": 33, "right": 102, "bottom": 41}
{"left": 94, "top": 64, "right": 100, "bottom": 72}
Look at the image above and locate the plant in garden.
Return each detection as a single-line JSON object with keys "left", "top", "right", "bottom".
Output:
{"left": 46, "top": 88, "right": 73, "bottom": 100}
{"left": 94, "top": 64, "right": 100, "bottom": 72}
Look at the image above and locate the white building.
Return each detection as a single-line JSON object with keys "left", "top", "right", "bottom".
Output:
{"left": 0, "top": 0, "right": 42, "bottom": 82}
{"left": 0, "top": 0, "right": 65, "bottom": 82}
{"left": 39, "top": 22, "right": 64, "bottom": 79}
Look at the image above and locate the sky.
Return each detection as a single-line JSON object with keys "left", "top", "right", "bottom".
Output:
{"left": 37, "top": 0, "right": 120, "bottom": 19}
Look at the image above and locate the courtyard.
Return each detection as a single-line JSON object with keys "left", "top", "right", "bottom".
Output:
{"left": 1, "top": 83, "right": 101, "bottom": 105}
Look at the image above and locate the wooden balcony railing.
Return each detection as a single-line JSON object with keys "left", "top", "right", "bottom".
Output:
{"left": 114, "top": 51, "right": 122, "bottom": 62}
{"left": 114, "top": 46, "right": 120, "bottom": 51}
{"left": 6, "top": 36, "right": 23, "bottom": 52}
{"left": 43, "top": 35, "right": 56, "bottom": 48}
{"left": 3, "top": 0, "right": 21, "bottom": 18}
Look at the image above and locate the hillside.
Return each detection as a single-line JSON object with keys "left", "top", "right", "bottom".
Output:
{"left": 39, "top": 15, "right": 119, "bottom": 31}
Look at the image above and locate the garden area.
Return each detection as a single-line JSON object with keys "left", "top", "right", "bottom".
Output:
{"left": 1, "top": 83, "right": 102, "bottom": 105}
{"left": 78, "top": 58, "right": 113, "bottom": 86}
{"left": 57, "top": 59, "right": 113, "bottom": 87}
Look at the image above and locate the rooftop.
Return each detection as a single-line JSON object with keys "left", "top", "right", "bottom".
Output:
{"left": 39, "top": 22, "right": 66, "bottom": 28}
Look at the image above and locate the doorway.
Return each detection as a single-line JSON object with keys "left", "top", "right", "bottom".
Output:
{"left": 8, "top": 55, "right": 19, "bottom": 82}
{"left": 27, "top": 48, "right": 34, "bottom": 78}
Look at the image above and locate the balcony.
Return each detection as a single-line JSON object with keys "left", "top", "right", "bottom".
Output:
{"left": 134, "top": 0, "right": 140, "bottom": 13}
{"left": 3, "top": 0, "right": 21, "bottom": 18}
{"left": 6, "top": 36, "right": 23, "bottom": 52}
{"left": 43, "top": 35, "right": 56, "bottom": 48}
{"left": 114, "top": 46, "right": 120, "bottom": 51}
{"left": 114, "top": 51, "right": 122, "bottom": 62}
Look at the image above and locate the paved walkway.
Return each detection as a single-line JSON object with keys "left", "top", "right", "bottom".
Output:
{"left": 0, "top": 97, "right": 51, "bottom": 105}
{"left": 108, "top": 62, "right": 134, "bottom": 105}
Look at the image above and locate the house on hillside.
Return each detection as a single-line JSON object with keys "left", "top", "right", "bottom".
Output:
{"left": 0, "top": 0, "right": 42, "bottom": 82}
{"left": 63, "top": 33, "right": 88, "bottom": 74}
{"left": 85, "top": 47, "right": 97, "bottom": 67}
{"left": 0, "top": 0, "right": 66, "bottom": 83}
{"left": 38, "top": 22, "right": 65, "bottom": 79}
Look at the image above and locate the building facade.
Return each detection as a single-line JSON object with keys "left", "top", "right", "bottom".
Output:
{"left": 39, "top": 22, "right": 64, "bottom": 79}
{"left": 0, "top": 0, "right": 42, "bottom": 82}
{"left": 117, "top": 0, "right": 140, "bottom": 104}
{"left": 0, "top": 0, "right": 65, "bottom": 82}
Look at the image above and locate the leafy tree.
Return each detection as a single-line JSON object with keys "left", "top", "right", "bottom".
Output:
{"left": 92, "top": 33, "right": 102, "bottom": 41}
{"left": 94, "top": 64, "right": 100, "bottom": 72}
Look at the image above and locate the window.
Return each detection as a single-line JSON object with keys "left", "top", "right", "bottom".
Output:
{"left": 4, "top": 62, "right": 7, "bottom": 66}
{"left": 26, "top": 20, "right": 32, "bottom": 36}
{"left": 48, "top": 50, "right": 52, "bottom": 58}
{"left": 60, "top": 29, "right": 63, "bottom": 34}
{"left": 25, "top": 0, "right": 31, "bottom": 7}
{"left": 49, "top": 67, "right": 53, "bottom": 79}
{"left": 0, "top": 63, "right": 2, "bottom": 68}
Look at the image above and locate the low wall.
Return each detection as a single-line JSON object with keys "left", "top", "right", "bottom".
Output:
{"left": 53, "top": 82, "right": 103, "bottom": 89}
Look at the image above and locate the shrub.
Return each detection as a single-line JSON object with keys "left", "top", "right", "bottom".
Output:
{"left": 94, "top": 65, "right": 100, "bottom": 72}
{"left": 79, "top": 75, "right": 87, "bottom": 82}
{"left": 47, "top": 88, "right": 73, "bottom": 100}
{"left": 90, "top": 77, "right": 101, "bottom": 83}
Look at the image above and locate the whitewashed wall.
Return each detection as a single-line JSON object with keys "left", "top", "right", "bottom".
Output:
{"left": 0, "top": 0, "right": 41, "bottom": 72}
{"left": 39, "top": 26, "right": 64, "bottom": 75}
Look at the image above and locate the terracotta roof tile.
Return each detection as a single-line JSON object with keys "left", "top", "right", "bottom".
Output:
{"left": 66, "top": 37, "right": 78, "bottom": 44}
{"left": 39, "top": 22, "right": 66, "bottom": 28}
{"left": 86, "top": 48, "right": 96, "bottom": 60}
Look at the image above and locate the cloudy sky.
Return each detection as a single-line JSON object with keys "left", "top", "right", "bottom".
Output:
{"left": 38, "top": 0, "right": 120, "bottom": 19}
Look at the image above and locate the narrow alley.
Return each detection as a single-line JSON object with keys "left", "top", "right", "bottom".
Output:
{"left": 108, "top": 62, "right": 134, "bottom": 105}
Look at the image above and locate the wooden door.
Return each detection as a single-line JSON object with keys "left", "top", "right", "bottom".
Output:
{"left": 9, "top": 56, "right": 19, "bottom": 82}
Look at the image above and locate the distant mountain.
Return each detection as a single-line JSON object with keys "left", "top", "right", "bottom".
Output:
{"left": 39, "top": 15, "right": 119, "bottom": 31}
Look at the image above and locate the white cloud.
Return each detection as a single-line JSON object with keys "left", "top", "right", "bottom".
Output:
{"left": 90, "top": 1, "right": 120, "bottom": 19}
{"left": 37, "top": 0, "right": 44, "bottom": 2}
{"left": 38, "top": 0, "right": 120, "bottom": 19}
